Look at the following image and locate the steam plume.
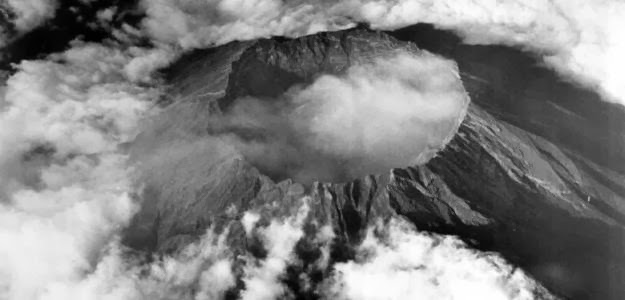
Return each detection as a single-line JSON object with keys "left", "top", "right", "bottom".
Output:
{"left": 211, "top": 50, "right": 468, "bottom": 183}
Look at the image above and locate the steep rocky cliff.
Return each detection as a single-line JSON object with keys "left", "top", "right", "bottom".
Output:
{"left": 125, "top": 27, "right": 625, "bottom": 299}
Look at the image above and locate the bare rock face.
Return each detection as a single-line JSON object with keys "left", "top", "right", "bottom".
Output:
{"left": 125, "top": 27, "right": 625, "bottom": 299}
{"left": 218, "top": 28, "right": 417, "bottom": 110}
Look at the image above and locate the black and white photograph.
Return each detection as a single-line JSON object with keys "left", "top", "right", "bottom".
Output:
{"left": 0, "top": 0, "right": 623, "bottom": 299}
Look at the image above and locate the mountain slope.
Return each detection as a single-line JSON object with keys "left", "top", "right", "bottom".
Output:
{"left": 125, "top": 27, "right": 625, "bottom": 299}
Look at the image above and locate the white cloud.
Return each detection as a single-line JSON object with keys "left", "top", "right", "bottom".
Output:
{"left": 240, "top": 200, "right": 311, "bottom": 300}
{"left": 96, "top": 7, "right": 116, "bottom": 23}
{"left": 242, "top": 212, "right": 261, "bottom": 237}
{"left": 349, "top": 0, "right": 625, "bottom": 106}
{"left": 321, "top": 218, "right": 552, "bottom": 300}
{"left": 4, "top": 0, "right": 58, "bottom": 33}
{"left": 124, "top": 46, "right": 178, "bottom": 83}
{"left": 139, "top": 0, "right": 351, "bottom": 49}
{"left": 314, "top": 224, "right": 335, "bottom": 270}
{"left": 0, "top": 41, "right": 166, "bottom": 300}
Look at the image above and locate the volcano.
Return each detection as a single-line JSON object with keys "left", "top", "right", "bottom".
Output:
{"left": 122, "top": 24, "right": 625, "bottom": 300}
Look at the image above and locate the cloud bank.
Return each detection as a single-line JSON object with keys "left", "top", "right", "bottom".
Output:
{"left": 0, "top": 39, "right": 166, "bottom": 299}
{"left": 321, "top": 218, "right": 552, "bottom": 300}
{"left": 140, "top": 0, "right": 625, "bottom": 105}
{"left": 211, "top": 50, "right": 468, "bottom": 183}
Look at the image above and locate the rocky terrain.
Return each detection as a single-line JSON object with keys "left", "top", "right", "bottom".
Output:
{"left": 124, "top": 26, "right": 625, "bottom": 299}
